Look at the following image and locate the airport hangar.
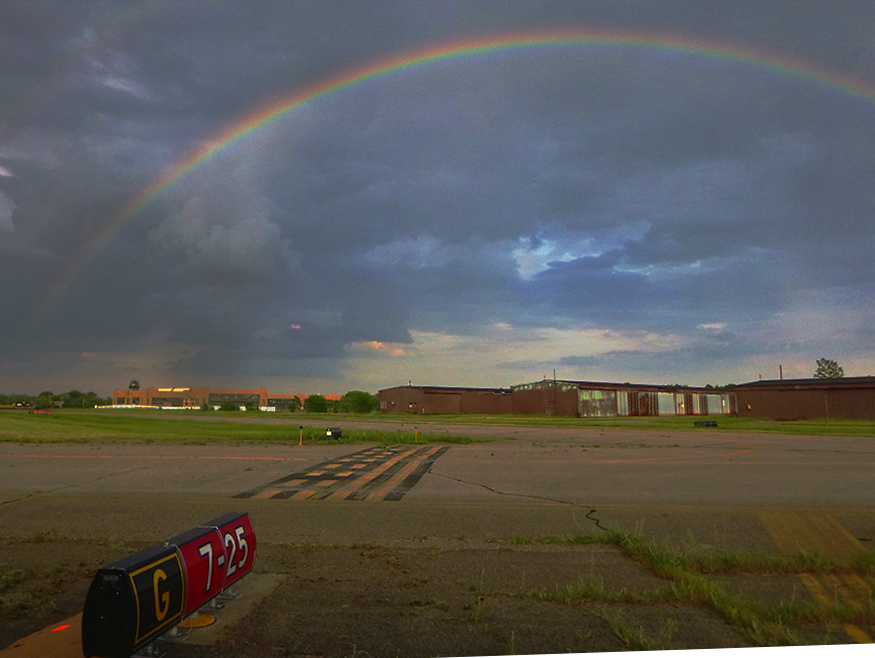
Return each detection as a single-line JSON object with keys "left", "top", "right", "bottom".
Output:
{"left": 734, "top": 376, "right": 875, "bottom": 420}
{"left": 379, "top": 379, "right": 736, "bottom": 418}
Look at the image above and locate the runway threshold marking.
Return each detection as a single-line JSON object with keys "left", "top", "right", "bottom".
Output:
{"left": 234, "top": 446, "right": 449, "bottom": 501}
{"left": 759, "top": 510, "right": 873, "bottom": 643}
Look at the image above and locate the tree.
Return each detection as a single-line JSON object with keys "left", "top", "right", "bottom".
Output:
{"left": 338, "top": 390, "right": 379, "bottom": 413}
{"left": 813, "top": 358, "right": 844, "bottom": 379}
{"left": 303, "top": 394, "right": 328, "bottom": 413}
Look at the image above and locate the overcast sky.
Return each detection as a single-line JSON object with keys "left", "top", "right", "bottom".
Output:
{"left": 2, "top": 1, "right": 874, "bottom": 397}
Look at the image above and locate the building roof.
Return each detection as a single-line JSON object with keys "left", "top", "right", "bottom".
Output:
{"left": 736, "top": 377, "right": 875, "bottom": 390}
{"left": 511, "top": 379, "right": 730, "bottom": 393}
{"left": 380, "top": 385, "right": 511, "bottom": 394}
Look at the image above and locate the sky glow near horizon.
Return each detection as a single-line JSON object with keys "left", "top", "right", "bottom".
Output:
{"left": 1, "top": 1, "right": 874, "bottom": 396}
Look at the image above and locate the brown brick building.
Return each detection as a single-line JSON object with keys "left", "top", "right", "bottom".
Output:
{"left": 380, "top": 380, "right": 735, "bottom": 417}
{"left": 112, "top": 387, "right": 299, "bottom": 410}
{"left": 735, "top": 377, "right": 875, "bottom": 420}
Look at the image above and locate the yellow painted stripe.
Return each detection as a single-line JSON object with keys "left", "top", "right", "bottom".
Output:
{"left": 292, "top": 489, "right": 317, "bottom": 499}
{"left": 845, "top": 574, "right": 874, "bottom": 598}
{"left": 758, "top": 511, "right": 865, "bottom": 557}
{"left": 364, "top": 446, "right": 440, "bottom": 501}
{"left": 760, "top": 512, "right": 872, "bottom": 644}
{"left": 823, "top": 573, "right": 864, "bottom": 613}
{"left": 843, "top": 624, "right": 873, "bottom": 643}
{"left": 798, "top": 573, "right": 833, "bottom": 607}
{"left": 325, "top": 447, "right": 421, "bottom": 500}
{"left": 252, "top": 489, "right": 281, "bottom": 499}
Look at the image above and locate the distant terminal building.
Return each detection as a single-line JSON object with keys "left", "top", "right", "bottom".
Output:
{"left": 379, "top": 380, "right": 735, "bottom": 417}
{"left": 112, "top": 387, "right": 301, "bottom": 411}
{"left": 735, "top": 377, "right": 875, "bottom": 420}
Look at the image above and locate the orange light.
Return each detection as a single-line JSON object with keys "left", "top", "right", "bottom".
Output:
{"left": 51, "top": 624, "right": 71, "bottom": 632}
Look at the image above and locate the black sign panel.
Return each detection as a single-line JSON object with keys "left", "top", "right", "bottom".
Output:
{"left": 82, "top": 544, "right": 184, "bottom": 658}
{"left": 128, "top": 548, "right": 185, "bottom": 644}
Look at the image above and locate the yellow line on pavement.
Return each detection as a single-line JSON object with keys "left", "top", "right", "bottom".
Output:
{"left": 758, "top": 510, "right": 865, "bottom": 557}
{"left": 760, "top": 511, "right": 872, "bottom": 643}
{"left": 364, "top": 446, "right": 440, "bottom": 501}
{"left": 325, "top": 447, "right": 421, "bottom": 500}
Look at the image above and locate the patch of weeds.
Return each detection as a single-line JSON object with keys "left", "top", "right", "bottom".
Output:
{"left": 568, "top": 531, "right": 604, "bottom": 546}
{"left": 343, "top": 644, "right": 373, "bottom": 658}
{"left": 0, "top": 566, "right": 24, "bottom": 592}
{"left": 795, "top": 548, "right": 833, "bottom": 571}
{"left": 459, "top": 568, "right": 489, "bottom": 595}
{"left": 511, "top": 535, "right": 532, "bottom": 545}
{"left": 93, "top": 537, "right": 128, "bottom": 552}
{"left": 0, "top": 589, "right": 55, "bottom": 619}
{"left": 850, "top": 550, "right": 875, "bottom": 575}
{"left": 742, "top": 618, "right": 807, "bottom": 646}
{"left": 537, "top": 534, "right": 565, "bottom": 544}
{"left": 299, "top": 542, "right": 317, "bottom": 556}
{"left": 602, "top": 612, "right": 677, "bottom": 651}
{"left": 465, "top": 596, "right": 490, "bottom": 621}
{"left": 27, "top": 529, "right": 58, "bottom": 543}
{"left": 527, "top": 575, "right": 636, "bottom": 605}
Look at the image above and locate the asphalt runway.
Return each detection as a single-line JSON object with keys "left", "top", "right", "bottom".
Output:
{"left": 1, "top": 425, "right": 873, "bottom": 549}
{"left": 2, "top": 424, "right": 874, "bottom": 653}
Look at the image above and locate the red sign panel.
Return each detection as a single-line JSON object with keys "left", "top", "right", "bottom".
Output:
{"left": 213, "top": 513, "right": 256, "bottom": 589}
{"left": 176, "top": 527, "right": 225, "bottom": 616}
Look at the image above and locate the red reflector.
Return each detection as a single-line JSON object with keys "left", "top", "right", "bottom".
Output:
{"left": 51, "top": 624, "right": 71, "bottom": 632}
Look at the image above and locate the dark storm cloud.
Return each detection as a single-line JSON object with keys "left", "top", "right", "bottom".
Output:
{"left": 1, "top": 0, "right": 874, "bottom": 393}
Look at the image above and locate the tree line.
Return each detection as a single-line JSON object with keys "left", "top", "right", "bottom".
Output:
{"left": 0, "top": 390, "right": 111, "bottom": 408}
{"left": 297, "top": 391, "right": 379, "bottom": 413}
{"left": 0, "top": 389, "right": 380, "bottom": 412}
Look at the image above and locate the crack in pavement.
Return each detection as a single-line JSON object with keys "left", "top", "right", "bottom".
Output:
{"left": 427, "top": 468, "right": 606, "bottom": 530}
{"left": 0, "top": 466, "right": 149, "bottom": 505}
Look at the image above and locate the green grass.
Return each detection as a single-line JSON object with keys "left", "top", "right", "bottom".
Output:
{"left": 512, "top": 529, "right": 875, "bottom": 647}
{"left": 3, "top": 407, "right": 873, "bottom": 444}
{"left": 377, "top": 411, "right": 875, "bottom": 436}
{"left": 602, "top": 613, "right": 678, "bottom": 651}
{"left": 0, "top": 409, "right": 498, "bottom": 445}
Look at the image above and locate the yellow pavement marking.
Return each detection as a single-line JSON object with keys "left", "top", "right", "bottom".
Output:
{"left": 325, "top": 447, "right": 420, "bottom": 501}
{"left": 252, "top": 489, "right": 281, "bottom": 499}
{"left": 364, "top": 446, "right": 440, "bottom": 501}
{"left": 292, "top": 489, "right": 317, "bottom": 499}
{"left": 844, "top": 625, "right": 874, "bottom": 644}
{"left": 759, "top": 510, "right": 872, "bottom": 643}
{"left": 759, "top": 510, "right": 865, "bottom": 556}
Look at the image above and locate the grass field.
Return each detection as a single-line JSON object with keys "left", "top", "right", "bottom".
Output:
{"left": 374, "top": 411, "right": 875, "bottom": 436}
{"left": 0, "top": 409, "right": 496, "bottom": 445}
{"left": 1, "top": 408, "right": 873, "bottom": 444}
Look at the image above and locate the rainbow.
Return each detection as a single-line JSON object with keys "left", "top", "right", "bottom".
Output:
{"left": 31, "top": 29, "right": 875, "bottom": 319}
